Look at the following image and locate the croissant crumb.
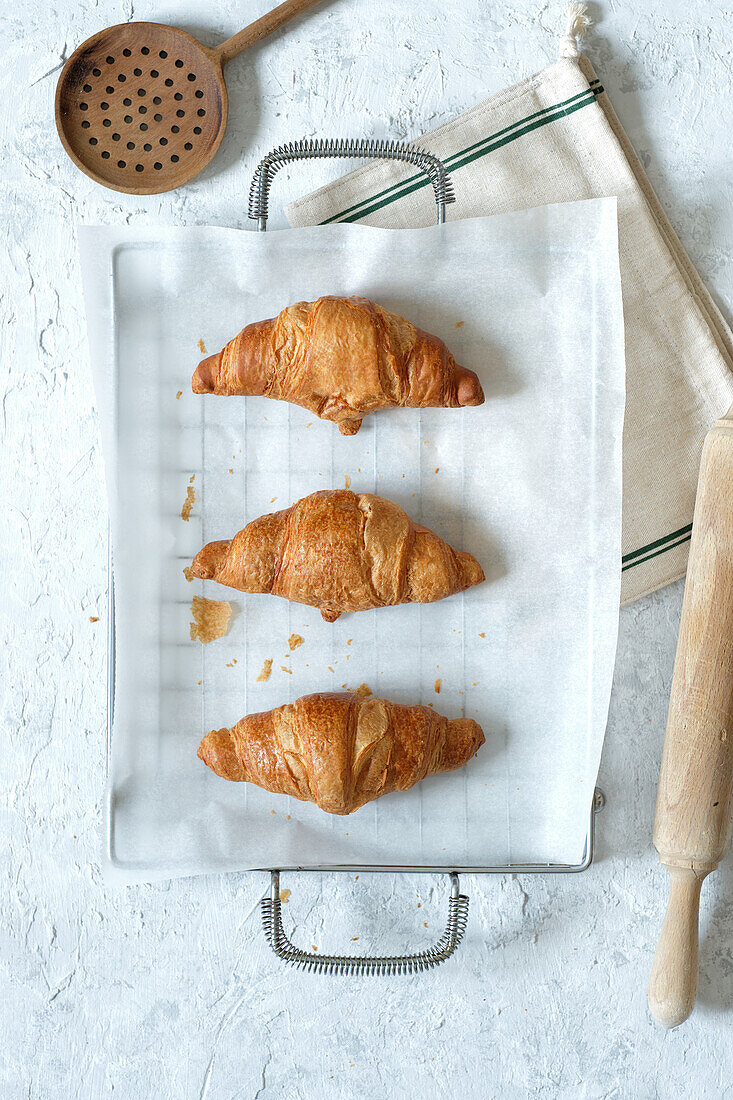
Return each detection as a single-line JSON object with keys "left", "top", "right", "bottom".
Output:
{"left": 181, "top": 475, "right": 196, "bottom": 522}
{"left": 288, "top": 634, "right": 304, "bottom": 651}
{"left": 189, "top": 595, "right": 232, "bottom": 643}
{"left": 256, "top": 658, "right": 273, "bottom": 682}
{"left": 197, "top": 338, "right": 207, "bottom": 354}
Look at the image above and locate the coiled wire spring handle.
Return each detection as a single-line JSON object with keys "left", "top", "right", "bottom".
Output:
{"left": 248, "top": 137, "right": 455, "bottom": 231}
{"left": 261, "top": 871, "right": 469, "bottom": 975}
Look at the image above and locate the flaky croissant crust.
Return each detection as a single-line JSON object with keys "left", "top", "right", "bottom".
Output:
{"left": 189, "top": 489, "right": 484, "bottom": 620}
{"left": 192, "top": 296, "right": 484, "bottom": 434}
{"left": 198, "top": 692, "right": 485, "bottom": 814}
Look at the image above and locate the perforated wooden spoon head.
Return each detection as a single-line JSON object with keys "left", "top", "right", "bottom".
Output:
{"left": 56, "top": 23, "right": 227, "bottom": 195}
{"left": 56, "top": 4, "right": 323, "bottom": 194}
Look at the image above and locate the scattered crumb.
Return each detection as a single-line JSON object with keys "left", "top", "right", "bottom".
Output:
{"left": 176, "top": 390, "right": 182, "bottom": 400}
{"left": 183, "top": 566, "right": 194, "bottom": 582}
{"left": 270, "top": 809, "right": 275, "bottom": 815}
{"left": 306, "top": 421, "right": 312, "bottom": 426}
{"left": 312, "top": 945, "right": 318, "bottom": 952}
{"left": 270, "top": 496, "right": 276, "bottom": 503}
{"left": 280, "top": 666, "right": 293, "bottom": 674}
{"left": 427, "top": 702, "right": 434, "bottom": 708}
{"left": 341, "top": 684, "right": 346, "bottom": 689}
{"left": 351, "top": 683, "right": 372, "bottom": 697}
{"left": 197, "top": 680, "right": 202, "bottom": 686}
{"left": 257, "top": 659, "right": 273, "bottom": 681}
{"left": 328, "top": 666, "right": 334, "bottom": 673}
{"left": 455, "top": 320, "right": 464, "bottom": 328}
{"left": 434, "top": 678, "right": 441, "bottom": 694}
{"left": 279, "top": 889, "right": 291, "bottom": 903}
{"left": 286, "top": 814, "right": 291, "bottom": 820}
{"left": 189, "top": 596, "right": 232, "bottom": 643}
{"left": 434, "top": 467, "right": 439, "bottom": 474}
{"left": 228, "top": 468, "right": 233, "bottom": 475}
{"left": 424, "top": 921, "right": 428, "bottom": 928}
{"left": 89, "top": 616, "right": 98, "bottom": 623}
{"left": 352, "top": 937, "right": 359, "bottom": 942}
{"left": 472, "top": 682, "right": 478, "bottom": 686}
{"left": 411, "top": 492, "right": 417, "bottom": 497}
{"left": 181, "top": 485, "right": 196, "bottom": 521}
{"left": 288, "top": 633, "right": 304, "bottom": 651}
{"left": 479, "top": 632, "right": 485, "bottom": 638}
{"left": 197, "top": 338, "right": 207, "bottom": 354}
{"left": 346, "top": 639, "right": 352, "bottom": 645}
{"left": 417, "top": 902, "right": 421, "bottom": 908}
{"left": 181, "top": 475, "right": 196, "bottom": 521}
{"left": 344, "top": 474, "right": 350, "bottom": 489}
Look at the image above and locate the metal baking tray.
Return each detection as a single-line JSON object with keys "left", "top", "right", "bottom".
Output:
{"left": 104, "top": 140, "right": 608, "bottom": 974}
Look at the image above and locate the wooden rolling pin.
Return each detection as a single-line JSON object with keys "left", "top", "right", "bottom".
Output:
{"left": 648, "top": 403, "right": 733, "bottom": 1028}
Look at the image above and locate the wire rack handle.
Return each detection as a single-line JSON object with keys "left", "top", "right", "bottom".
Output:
{"left": 248, "top": 138, "right": 456, "bottom": 231}
{"left": 261, "top": 870, "right": 469, "bottom": 975}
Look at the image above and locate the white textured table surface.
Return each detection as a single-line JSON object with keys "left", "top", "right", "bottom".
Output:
{"left": 2, "top": 1, "right": 732, "bottom": 1096}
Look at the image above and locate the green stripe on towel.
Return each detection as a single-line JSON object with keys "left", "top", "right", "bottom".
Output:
{"left": 622, "top": 533, "right": 692, "bottom": 572}
{"left": 319, "top": 83, "right": 604, "bottom": 225}
{"left": 621, "top": 523, "right": 693, "bottom": 572}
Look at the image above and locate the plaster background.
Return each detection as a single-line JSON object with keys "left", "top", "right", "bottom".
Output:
{"left": 1, "top": 1, "right": 732, "bottom": 1096}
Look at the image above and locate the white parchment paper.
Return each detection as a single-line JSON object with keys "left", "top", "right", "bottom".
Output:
{"left": 79, "top": 198, "right": 625, "bottom": 884}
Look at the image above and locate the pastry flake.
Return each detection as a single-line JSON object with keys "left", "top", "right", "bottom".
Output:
{"left": 256, "top": 658, "right": 273, "bottom": 682}
{"left": 181, "top": 475, "right": 196, "bottom": 522}
{"left": 189, "top": 595, "right": 232, "bottom": 643}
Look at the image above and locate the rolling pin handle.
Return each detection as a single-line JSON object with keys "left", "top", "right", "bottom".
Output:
{"left": 648, "top": 864, "right": 711, "bottom": 1029}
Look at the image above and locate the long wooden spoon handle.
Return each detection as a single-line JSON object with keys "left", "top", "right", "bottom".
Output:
{"left": 648, "top": 865, "right": 709, "bottom": 1028}
{"left": 215, "top": 0, "right": 325, "bottom": 65}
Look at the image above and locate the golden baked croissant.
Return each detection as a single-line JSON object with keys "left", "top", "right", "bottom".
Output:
{"left": 192, "top": 295, "right": 484, "bottom": 434}
{"left": 189, "top": 489, "right": 484, "bottom": 621}
{"left": 198, "top": 692, "right": 485, "bottom": 814}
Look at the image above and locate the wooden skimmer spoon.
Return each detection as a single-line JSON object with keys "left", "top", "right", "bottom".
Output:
{"left": 55, "top": 0, "right": 324, "bottom": 195}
